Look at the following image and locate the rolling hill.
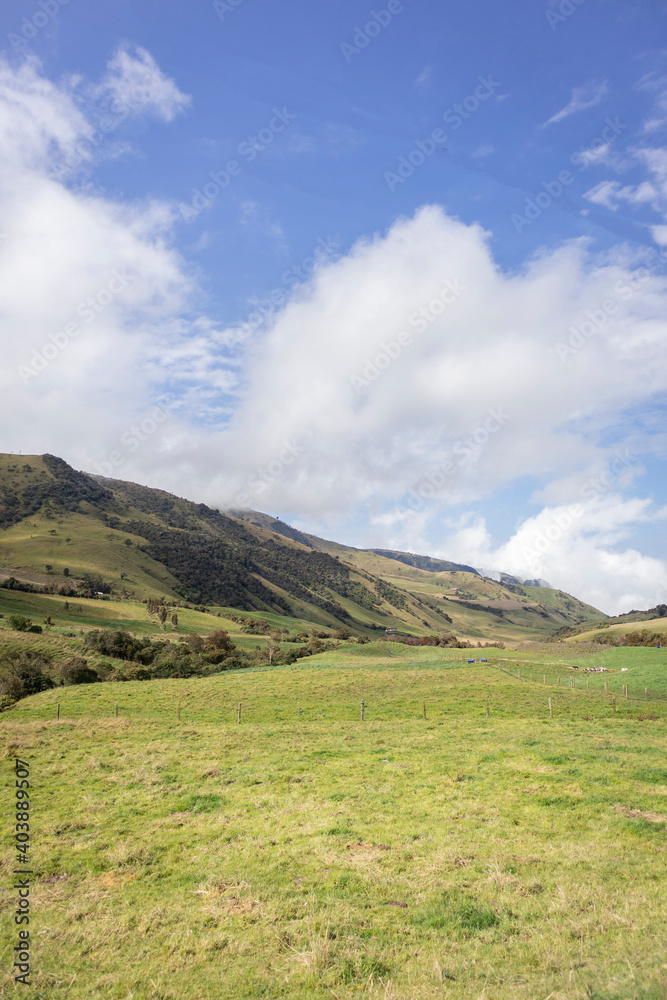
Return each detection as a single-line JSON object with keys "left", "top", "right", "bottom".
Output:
{"left": 0, "top": 453, "right": 605, "bottom": 642}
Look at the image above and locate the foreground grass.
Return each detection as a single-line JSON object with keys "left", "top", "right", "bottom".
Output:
{"left": 1, "top": 656, "right": 666, "bottom": 999}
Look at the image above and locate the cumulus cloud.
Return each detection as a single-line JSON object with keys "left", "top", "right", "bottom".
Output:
{"left": 0, "top": 52, "right": 226, "bottom": 478}
{"left": 203, "top": 208, "right": 667, "bottom": 513}
{"left": 1, "top": 55, "right": 667, "bottom": 614}
{"left": 428, "top": 497, "right": 667, "bottom": 616}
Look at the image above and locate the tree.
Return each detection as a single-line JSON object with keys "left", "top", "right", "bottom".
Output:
{"left": 77, "top": 574, "right": 111, "bottom": 598}
{"left": 0, "top": 652, "right": 54, "bottom": 702}
{"left": 171, "top": 612, "right": 179, "bottom": 629}
{"left": 266, "top": 639, "right": 279, "bottom": 665}
{"left": 45, "top": 564, "right": 53, "bottom": 574}
{"left": 7, "top": 615, "right": 42, "bottom": 634}
{"left": 201, "top": 629, "right": 236, "bottom": 665}
{"left": 58, "top": 657, "right": 99, "bottom": 685}
{"left": 63, "top": 568, "right": 70, "bottom": 577}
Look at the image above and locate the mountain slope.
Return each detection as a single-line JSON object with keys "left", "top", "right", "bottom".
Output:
{"left": 0, "top": 454, "right": 605, "bottom": 640}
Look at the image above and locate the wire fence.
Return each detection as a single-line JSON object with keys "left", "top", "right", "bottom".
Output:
{"left": 496, "top": 663, "right": 667, "bottom": 703}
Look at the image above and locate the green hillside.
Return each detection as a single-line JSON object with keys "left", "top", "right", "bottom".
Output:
{"left": 0, "top": 454, "right": 604, "bottom": 643}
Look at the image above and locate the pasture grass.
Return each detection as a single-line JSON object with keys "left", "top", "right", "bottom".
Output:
{"left": 0, "top": 649, "right": 666, "bottom": 999}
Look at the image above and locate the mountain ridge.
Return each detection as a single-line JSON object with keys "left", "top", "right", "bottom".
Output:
{"left": 0, "top": 453, "right": 605, "bottom": 641}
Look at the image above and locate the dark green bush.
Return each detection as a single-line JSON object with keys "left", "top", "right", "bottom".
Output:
{"left": 58, "top": 657, "right": 99, "bottom": 685}
{"left": 0, "top": 651, "right": 55, "bottom": 703}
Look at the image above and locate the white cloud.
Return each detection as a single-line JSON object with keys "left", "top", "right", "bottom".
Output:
{"left": 96, "top": 44, "right": 191, "bottom": 122}
{"left": 415, "top": 65, "right": 431, "bottom": 90}
{"left": 0, "top": 57, "right": 91, "bottom": 171}
{"left": 427, "top": 497, "right": 667, "bottom": 615}
{"left": 637, "top": 72, "right": 667, "bottom": 133}
{"left": 584, "top": 178, "right": 658, "bottom": 210}
{"left": 2, "top": 56, "right": 667, "bottom": 615}
{"left": 583, "top": 79, "right": 667, "bottom": 220}
{"left": 543, "top": 81, "right": 608, "bottom": 127}
{"left": 577, "top": 142, "right": 612, "bottom": 167}
{"left": 471, "top": 144, "right": 495, "bottom": 159}
{"left": 0, "top": 52, "right": 227, "bottom": 477}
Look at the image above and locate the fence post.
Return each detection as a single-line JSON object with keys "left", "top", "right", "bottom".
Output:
{"left": 605, "top": 679, "right": 608, "bottom": 695}
{"left": 361, "top": 700, "right": 365, "bottom": 721}
{"left": 56, "top": 702, "right": 60, "bottom": 720}
{"left": 549, "top": 698, "right": 552, "bottom": 719}
{"left": 486, "top": 697, "right": 490, "bottom": 718}
{"left": 645, "top": 687, "right": 648, "bottom": 701}
{"left": 237, "top": 702, "right": 241, "bottom": 724}
{"left": 298, "top": 700, "right": 301, "bottom": 718}
{"left": 423, "top": 702, "right": 426, "bottom": 720}
{"left": 115, "top": 702, "right": 118, "bottom": 718}
{"left": 544, "top": 675, "right": 546, "bottom": 685}
{"left": 177, "top": 703, "right": 181, "bottom": 722}
{"left": 613, "top": 697, "right": 616, "bottom": 716}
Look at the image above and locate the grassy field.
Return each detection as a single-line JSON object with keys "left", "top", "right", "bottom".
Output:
{"left": 0, "top": 588, "right": 327, "bottom": 654}
{"left": 1, "top": 640, "right": 666, "bottom": 1000}
{"left": 567, "top": 617, "right": 667, "bottom": 644}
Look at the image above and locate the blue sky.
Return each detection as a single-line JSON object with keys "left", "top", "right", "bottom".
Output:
{"left": 1, "top": 0, "right": 666, "bottom": 612}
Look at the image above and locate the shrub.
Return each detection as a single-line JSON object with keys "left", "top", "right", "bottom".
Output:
{"left": 6, "top": 615, "right": 42, "bottom": 633}
{"left": 58, "top": 657, "right": 99, "bottom": 685}
{"left": 0, "top": 652, "right": 55, "bottom": 703}
{"left": 202, "top": 629, "right": 236, "bottom": 664}
{"left": 77, "top": 574, "right": 111, "bottom": 598}
{"left": 83, "top": 630, "right": 156, "bottom": 663}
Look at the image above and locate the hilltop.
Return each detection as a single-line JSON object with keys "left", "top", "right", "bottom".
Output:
{"left": 0, "top": 453, "right": 604, "bottom": 642}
